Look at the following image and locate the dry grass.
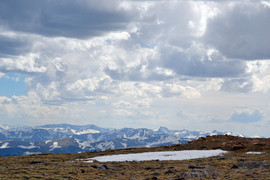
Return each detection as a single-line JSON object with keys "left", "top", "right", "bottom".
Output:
{"left": 0, "top": 150, "right": 269, "bottom": 179}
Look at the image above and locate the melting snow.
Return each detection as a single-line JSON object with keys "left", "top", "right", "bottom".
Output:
{"left": 86, "top": 150, "right": 227, "bottom": 163}
{"left": 246, "top": 152, "right": 264, "bottom": 155}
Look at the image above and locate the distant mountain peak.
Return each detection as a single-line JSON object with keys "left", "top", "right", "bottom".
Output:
{"left": 0, "top": 123, "right": 246, "bottom": 156}
{"left": 157, "top": 126, "right": 171, "bottom": 134}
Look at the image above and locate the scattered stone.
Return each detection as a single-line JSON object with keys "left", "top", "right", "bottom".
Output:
{"left": 261, "top": 164, "right": 270, "bottom": 169}
{"left": 28, "top": 161, "right": 44, "bottom": 165}
{"left": 144, "top": 177, "right": 159, "bottom": 180}
{"left": 237, "top": 159, "right": 246, "bottom": 162}
{"left": 232, "top": 161, "right": 270, "bottom": 170}
{"left": 217, "top": 157, "right": 226, "bottom": 160}
{"left": 188, "top": 165, "right": 206, "bottom": 169}
{"left": 164, "top": 167, "right": 177, "bottom": 174}
{"left": 231, "top": 164, "right": 239, "bottom": 169}
{"left": 152, "top": 172, "right": 160, "bottom": 176}
{"left": 91, "top": 164, "right": 109, "bottom": 170}
{"left": 75, "top": 155, "right": 85, "bottom": 159}
{"left": 33, "top": 177, "right": 43, "bottom": 179}
{"left": 176, "top": 165, "right": 219, "bottom": 179}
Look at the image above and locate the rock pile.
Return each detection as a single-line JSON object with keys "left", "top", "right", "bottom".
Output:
{"left": 232, "top": 161, "right": 270, "bottom": 170}
{"left": 175, "top": 165, "right": 219, "bottom": 179}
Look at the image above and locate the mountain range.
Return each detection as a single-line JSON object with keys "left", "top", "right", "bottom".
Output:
{"left": 0, "top": 124, "right": 244, "bottom": 156}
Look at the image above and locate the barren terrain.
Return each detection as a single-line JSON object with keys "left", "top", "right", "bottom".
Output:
{"left": 0, "top": 135, "right": 269, "bottom": 179}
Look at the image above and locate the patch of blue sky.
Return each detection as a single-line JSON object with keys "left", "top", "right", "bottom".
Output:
{"left": 139, "top": 41, "right": 158, "bottom": 49}
{"left": 0, "top": 73, "right": 26, "bottom": 97}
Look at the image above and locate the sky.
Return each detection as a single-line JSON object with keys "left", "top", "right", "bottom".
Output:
{"left": 0, "top": 0, "right": 270, "bottom": 137}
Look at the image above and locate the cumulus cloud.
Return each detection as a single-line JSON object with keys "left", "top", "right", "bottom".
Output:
{"left": 0, "top": 53, "right": 46, "bottom": 73}
{"left": 0, "top": 0, "right": 270, "bottom": 136}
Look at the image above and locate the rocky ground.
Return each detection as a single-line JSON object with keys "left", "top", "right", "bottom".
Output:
{"left": 0, "top": 135, "right": 269, "bottom": 179}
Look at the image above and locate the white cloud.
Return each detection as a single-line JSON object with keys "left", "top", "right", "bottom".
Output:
{"left": 0, "top": 53, "right": 46, "bottom": 73}
{"left": 0, "top": 72, "right": 4, "bottom": 78}
{"left": 0, "top": 1, "right": 270, "bottom": 136}
{"left": 246, "top": 60, "right": 270, "bottom": 93}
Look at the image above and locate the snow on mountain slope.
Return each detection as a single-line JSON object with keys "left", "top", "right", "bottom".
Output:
{"left": 0, "top": 123, "right": 245, "bottom": 156}
{"left": 0, "top": 142, "right": 9, "bottom": 149}
{"left": 71, "top": 129, "right": 100, "bottom": 135}
{"left": 50, "top": 142, "right": 61, "bottom": 151}
{"left": 18, "top": 142, "right": 38, "bottom": 149}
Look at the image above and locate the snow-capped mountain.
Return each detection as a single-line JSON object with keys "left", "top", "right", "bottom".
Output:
{"left": 0, "top": 124, "right": 244, "bottom": 156}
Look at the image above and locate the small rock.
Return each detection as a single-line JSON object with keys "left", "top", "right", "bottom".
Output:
{"left": 237, "top": 159, "right": 246, "bottom": 162}
{"left": 152, "top": 172, "right": 160, "bottom": 176}
{"left": 231, "top": 164, "right": 239, "bottom": 169}
{"left": 29, "top": 161, "right": 44, "bottom": 165}
{"left": 261, "top": 164, "right": 270, "bottom": 169}
{"left": 188, "top": 165, "right": 205, "bottom": 169}
{"left": 217, "top": 157, "right": 226, "bottom": 160}
{"left": 165, "top": 167, "right": 177, "bottom": 174}
{"left": 91, "top": 164, "right": 109, "bottom": 170}
{"left": 176, "top": 165, "right": 219, "bottom": 179}
{"left": 235, "top": 161, "right": 270, "bottom": 169}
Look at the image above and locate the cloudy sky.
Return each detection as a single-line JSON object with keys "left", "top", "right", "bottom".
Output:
{"left": 1, "top": 0, "right": 270, "bottom": 137}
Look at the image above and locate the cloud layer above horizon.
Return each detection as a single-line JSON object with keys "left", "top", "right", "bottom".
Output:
{"left": 0, "top": 0, "right": 270, "bottom": 137}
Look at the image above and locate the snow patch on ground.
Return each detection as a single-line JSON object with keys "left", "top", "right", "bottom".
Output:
{"left": 86, "top": 150, "right": 227, "bottom": 163}
{"left": 246, "top": 152, "right": 264, "bottom": 155}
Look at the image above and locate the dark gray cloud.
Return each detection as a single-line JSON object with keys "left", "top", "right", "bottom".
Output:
{"left": 205, "top": 3, "right": 270, "bottom": 60}
{"left": 0, "top": 35, "right": 31, "bottom": 57}
{"left": 230, "top": 109, "right": 263, "bottom": 123}
{"left": 0, "top": 0, "right": 132, "bottom": 38}
{"left": 160, "top": 46, "right": 246, "bottom": 78}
